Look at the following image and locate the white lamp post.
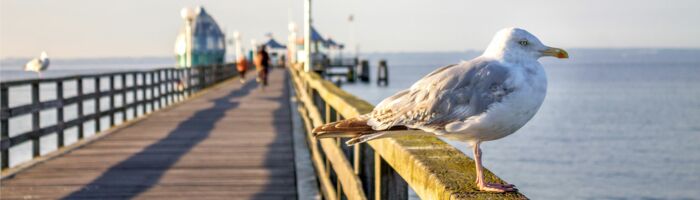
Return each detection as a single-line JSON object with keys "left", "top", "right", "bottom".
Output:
{"left": 251, "top": 39, "right": 258, "bottom": 53}
{"left": 180, "top": 7, "right": 196, "bottom": 68}
{"left": 287, "top": 22, "right": 297, "bottom": 65}
{"left": 303, "top": 0, "right": 312, "bottom": 72}
{"left": 233, "top": 31, "right": 243, "bottom": 62}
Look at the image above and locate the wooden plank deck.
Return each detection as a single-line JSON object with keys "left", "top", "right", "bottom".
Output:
{"left": 0, "top": 69, "right": 297, "bottom": 200}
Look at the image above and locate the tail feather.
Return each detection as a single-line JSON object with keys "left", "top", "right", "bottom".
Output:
{"left": 312, "top": 116, "right": 410, "bottom": 145}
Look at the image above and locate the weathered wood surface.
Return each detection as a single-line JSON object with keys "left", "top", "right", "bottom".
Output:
{"left": 0, "top": 69, "right": 296, "bottom": 200}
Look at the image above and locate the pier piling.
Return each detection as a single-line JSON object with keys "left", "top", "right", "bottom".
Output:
{"left": 377, "top": 60, "right": 388, "bottom": 86}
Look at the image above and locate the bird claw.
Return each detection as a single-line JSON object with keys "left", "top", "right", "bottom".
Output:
{"left": 477, "top": 182, "right": 517, "bottom": 192}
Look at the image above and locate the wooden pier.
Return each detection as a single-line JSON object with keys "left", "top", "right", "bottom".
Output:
{"left": 1, "top": 69, "right": 296, "bottom": 199}
{"left": 1, "top": 64, "right": 526, "bottom": 200}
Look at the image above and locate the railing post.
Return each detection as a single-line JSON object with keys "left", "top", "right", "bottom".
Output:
{"left": 141, "top": 73, "right": 147, "bottom": 114}
{"left": 217, "top": 64, "right": 221, "bottom": 82}
{"left": 132, "top": 73, "right": 138, "bottom": 118}
{"left": 211, "top": 65, "right": 216, "bottom": 83}
{"left": 154, "top": 71, "right": 159, "bottom": 109}
{"left": 170, "top": 69, "right": 175, "bottom": 100}
{"left": 150, "top": 72, "right": 155, "bottom": 112}
{"left": 210, "top": 65, "right": 215, "bottom": 84}
{"left": 210, "top": 65, "right": 214, "bottom": 85}
{"left": 360, "top": 143, "right": 376, "bottom": 200}
{"left": 156, "top": 70, "right": 162, "bottom": 109}
{"left": 94, "top": 77, "right": 101, "bottom": 133}
{"left": 109, "top": 75, "right": 115, "bottom": 127}
{"left": 198, "top": 67, "right": 205, "bottom": 89}
{"left": 183, "top": 69, "right": 188, "bottom": 99}
{"left": 122, "top": 74, "right": 127, "bottom": 122}
{"left": 165, "top": 69, "right": 172, "bottom": 106}
{"left": 163, "top": 70, "right": 168, "bottom": 106}
{"left": 31, "top": 82, "right": 40, "bottom": 157}
{"left": 179, "top": 69, "right": 185, "bottom": 100}
{"left": 173, "top": 68, "right": 182, "bottom": 102}
{"left": 56, "top": 81, "right": 64, "bottom": 147}
{"left": 187, "top": 68, "right": 193, "bottom": 96}
{"left": 173, "top": 69, "right": 178, "bottom": 101}
{"left": 76, "top": 78, "right": 84, "bottom": 139}
{"left": 176, "top": 69, "right": 182, "bottom": 100}
{"left": 220, "top": 64, "right": 225, "bottom": 80}
{"left": 375, "top": 153, "right": 408, "bottom": 200}
{"left": 1, "top": 85, "right": 10, "bottom": 169}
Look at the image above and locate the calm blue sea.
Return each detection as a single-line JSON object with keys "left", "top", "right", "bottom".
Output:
{"left": 1, "top": 49, "right": 699, "bottom": 199}
{"left": 342, "top": 49, "right": 700, "bottom": 200}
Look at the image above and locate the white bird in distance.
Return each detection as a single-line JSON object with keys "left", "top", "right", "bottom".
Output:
{"left": 24, "top": 51, "right": 50, "bottom": 78}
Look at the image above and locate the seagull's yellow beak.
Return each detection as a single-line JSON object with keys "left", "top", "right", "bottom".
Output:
{"left": 541, "top": 47, "right": 569, "bottom": 59}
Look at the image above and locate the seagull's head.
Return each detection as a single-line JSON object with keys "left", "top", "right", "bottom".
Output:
{"left": 483, "top": 27, "right": 568, "bottom": 62}
{"left": 40, "top": 51, "right": 49, "bottom": 60}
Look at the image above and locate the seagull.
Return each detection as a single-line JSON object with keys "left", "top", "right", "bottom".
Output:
{"left": 312, "top": 27, "right": 568, "bottom": 192}
{"left": 24, "top": 51, "right": 50, "bottom": 78}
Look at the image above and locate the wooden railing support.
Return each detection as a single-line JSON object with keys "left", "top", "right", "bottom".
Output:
{"left": 76, "top": 78, "right": 84, "bottom": 139}
{"left": 94, "top": 77, "right": 101, "bottom": 133}
{"left": 109, "top": 75, "right": 115, "bottom": 127}
{"left": 121, "top": 74, "right": 128, "bottom": 122}
{"left": 31, "top": 82, "right": 40, "bottom": 158}
{"left": 1, "top": 85, "right": 9, "bottom": 169}
{"left": 56, "top": 81, "right": 64, "bottom": 148}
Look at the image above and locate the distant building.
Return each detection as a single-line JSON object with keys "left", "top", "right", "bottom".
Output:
{"left": 174, "top": 6, "right": 226, "bottom": 68}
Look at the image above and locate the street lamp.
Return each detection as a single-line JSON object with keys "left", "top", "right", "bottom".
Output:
{"left": 233, "top": 31, "right": 243, "bottom": 62}
{"left": 303, "top": 0, "right": 312, "bottom": 72}
{"left": 180, "top": 7, "right": 196, "bottom": 67}
{"left": 288, "top": 22, "right": 297, "bottom": 65}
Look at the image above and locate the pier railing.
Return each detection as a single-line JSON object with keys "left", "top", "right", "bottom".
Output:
{"left": 289, "top": 64, "right": 526, "bottom": 200}
{"left": 0, "top": 64, "right": 236, "bottom": 171}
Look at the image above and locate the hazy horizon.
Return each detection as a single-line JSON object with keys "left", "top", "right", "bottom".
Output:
{"left": 2, "top": 48, "right": 699, "bottom": 61}
{"left": 2, "top": 0, "right": 700, "bottom": 59}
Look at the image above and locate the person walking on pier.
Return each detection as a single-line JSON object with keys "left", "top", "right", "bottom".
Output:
{"left": 254, "top": 46, "right": 271, "bottom": 87}
{"left": 236, "top": 54, "right": 248, "bottom": 83}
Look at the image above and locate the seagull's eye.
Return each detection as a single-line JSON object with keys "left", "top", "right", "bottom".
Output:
{"left": 518, "top": 40, "right": 529, "bottom": 46}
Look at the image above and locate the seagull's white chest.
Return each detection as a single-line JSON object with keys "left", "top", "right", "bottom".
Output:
{"left": 444, "top": 62, "right": 547, "bottom": 142}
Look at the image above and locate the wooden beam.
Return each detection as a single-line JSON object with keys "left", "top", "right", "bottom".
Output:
{"left": 31, "top": 82, "right": 40, "bottom": 158}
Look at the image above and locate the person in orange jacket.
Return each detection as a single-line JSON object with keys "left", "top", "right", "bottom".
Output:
{"left": 236, "top": 56, "right": 248, "bottom": 83}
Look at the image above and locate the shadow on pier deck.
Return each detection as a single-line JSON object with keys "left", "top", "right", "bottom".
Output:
{"left": 0, "top": 69, "right": 296, "bottom": 199}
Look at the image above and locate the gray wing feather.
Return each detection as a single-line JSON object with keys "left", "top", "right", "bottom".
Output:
{"left": 367, "top": 58, "right": 513, "bottom": 132}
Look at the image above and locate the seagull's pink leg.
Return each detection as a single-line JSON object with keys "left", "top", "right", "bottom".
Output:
{"left": 472, "top": 142, "right": 517, "bottom": 192}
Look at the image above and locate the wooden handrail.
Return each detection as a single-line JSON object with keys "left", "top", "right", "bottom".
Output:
{"left": 289, "top": 64, "right": 527, "bottom": 200}
{"left": 0, "top": 64, "right": 236, "bottom": 170}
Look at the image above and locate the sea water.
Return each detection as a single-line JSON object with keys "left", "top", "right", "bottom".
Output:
{"left": 341, "top": 49, "right": 700, "bottom": 199}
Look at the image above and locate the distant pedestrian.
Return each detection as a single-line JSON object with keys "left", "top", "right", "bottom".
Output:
{"left": 236, "top": 56, "right": 248, "bottom": 83}
{"left": 279, "top": 55, "right": 286, "bottom": 68}
{"left": 254, "top": 46, "right": 271, "bottom": 87}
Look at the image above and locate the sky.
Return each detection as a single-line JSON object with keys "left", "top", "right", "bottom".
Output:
{"left": 1, "top": 0, "right": 699, "bottom": 59}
